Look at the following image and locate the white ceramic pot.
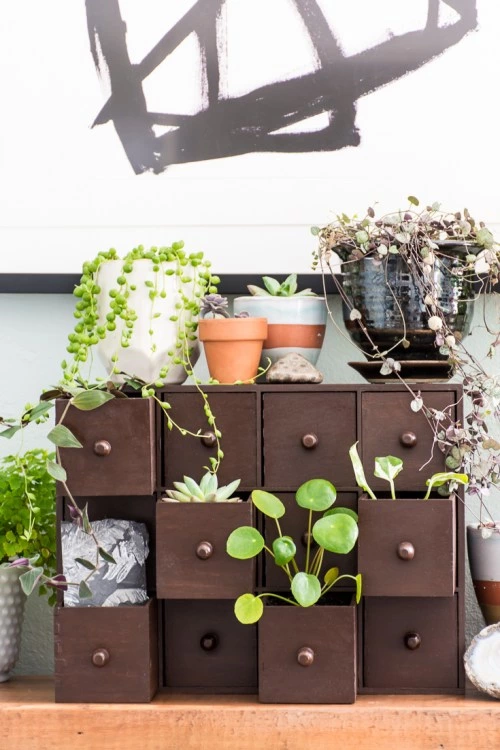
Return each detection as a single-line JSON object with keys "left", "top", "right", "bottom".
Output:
{"left": 96, "top": 260, "right": 201, "bottom": 384}
{"left": 0, "top": 567, "right": 26, "bottom": 682}
{"left": 467, "top": 524, "right": 500, "bottom": 625}
{"left": 233, "top": 296, "right": 327, "bottom": 366}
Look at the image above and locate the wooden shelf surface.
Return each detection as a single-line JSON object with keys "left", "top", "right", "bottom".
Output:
{"left": 1, "top": 678, "right": 499, "bottom": 750}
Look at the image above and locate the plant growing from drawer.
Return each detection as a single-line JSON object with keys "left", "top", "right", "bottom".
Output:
{"left": 226, "top": 479, "right": 361, "bottom": 624}
{"left": 161, "top": 473, "right": 241, "bottom": 503}
{"left": 349, "top": 442, "right": 468, "bottom": 500}
{"left": 349, "top": 442, "right": 468, "bottom": 598}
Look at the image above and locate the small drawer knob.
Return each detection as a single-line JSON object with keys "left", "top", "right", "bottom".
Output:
{"left": 400, "top": 431, "right": 417, "bottom": 448}
{"left": 196, "top": 541, "right": 214, "bottom": 560}
{"left": 302, "top": 433, "right": 319, "bottom": 449}
{"left": 301, "top": 531, "right": 318, "bottom": 550}
{"left": 200, "top": 633, "right": 219, "bottom": 652}
{"left": 297, "top": 646, "right": 315, "bottom": 666}
{"left": 397, "top": 541, "right": 415, "bottom": 560}
{"left": 92, "top": 648, "right": 110, "bottom": 667}
{"left": 404, "top": 632, "right": 422, "bottom": 650}
{"left": 201, "top": 431, "right": 217, "bottom": 448}
{"left": 93, "top": 440, "right": 112, "bottom": 457}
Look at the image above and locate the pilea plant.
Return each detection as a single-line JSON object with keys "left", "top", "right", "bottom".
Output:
{"left": 247, "top": 273, "right": 315, "bottom": 297}
{"left": 312, "top": 197, "right": 500, "bottom": 524}
{"left": 349, "top": 442, "right": 468, "bottom": 501}
{"left": 226, "top": 479, "right": 362, "bottom": 624}
{"left": 161, "top": 473, "right": 241, "bottom": 503}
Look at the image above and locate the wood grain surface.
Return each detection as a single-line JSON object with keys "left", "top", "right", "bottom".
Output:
{"left": 1, "top": 678, "right": 498, "bottom": 750}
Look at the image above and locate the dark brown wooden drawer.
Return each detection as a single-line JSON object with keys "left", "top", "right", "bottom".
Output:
{"left": 163, "top": 392, "right": 258, "bottom": 489}
{"left": 56, "top": 398, "right": 155, "bottom": 496}
{"left": 259, "top": 600, "right": 356, "bottom": 703}
{"left": 358, "top": 498, "right": 455, "bottom": 597}
{"left": 361, "top": 391, "right": 454, "bottom": 491}
{"left": 363, "top": 597, "right": 458, "bottom": 689}
{"left": 263, "top": 492, "right": 358, "bottom": 591}
{"left": 156, "top": 502, "right": 255, "bottom": 599}
{"left": 163, "top": 600, "right": 257, "bottom": 692}
{"left": 54, "top": 599, "right": 158, "bottom": 703}
{"left": 263, "top": 393, "right": 356, "bottom": 488}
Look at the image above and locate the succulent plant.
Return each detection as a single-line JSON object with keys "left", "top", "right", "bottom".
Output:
{"left": 247, "top": 273, "right": 315, "bottom": 297}
{"left": 162, "top": 473, "right": 241, "bottom": 503}
{"left": 201, "top": 294, "right": 249, "bottom": 319}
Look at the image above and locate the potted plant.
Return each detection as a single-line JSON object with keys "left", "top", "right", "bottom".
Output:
{"left": 349, "top": 442, "right": 467, "bottom": 597}
{"left": 198, "top": 294, "right": 268, "bottom": 384}
{"left": 313, "top": 198, "right": 500, "bottom": 620}
{"left": 233, "top": 273, "right": 327, "bottom": 366}
{"left": 0, "top": 449, "right": 59, "bottom": 681}
{"left": 68, "top": 242, "right": 217, "bottom": 385}
{"left": 312, "top": 197, "right": 498, "bottom": 364}
{"left": 226, "top": 479, "right": 361, "bottom": 703}
{"left": 156, "top": 473, "right": 253, "bottom": 599}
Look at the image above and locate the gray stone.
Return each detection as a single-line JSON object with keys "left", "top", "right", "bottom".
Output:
{"left": 266, "top": 353, "right": 323, "bottom": 384}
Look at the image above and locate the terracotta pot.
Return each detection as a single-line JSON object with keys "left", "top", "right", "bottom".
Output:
{"left": 467, "top": 524, "right": 500, "bottom": 625}
{"left": 258, "top": 598, "right": 356, "bottom": 703}
{"left": 198, "top": 318, "right": 267, "bottom": 384}
{"left": 233, "top": 296, "right": 327, "bottom": 366}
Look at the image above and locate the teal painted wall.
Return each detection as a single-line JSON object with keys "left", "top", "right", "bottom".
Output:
{"left": 0, "top": 293, "right": 497, "bottom": 675}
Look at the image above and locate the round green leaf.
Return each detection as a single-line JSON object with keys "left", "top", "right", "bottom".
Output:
{"left": 226, "top": 526, "right": 264, "bottom": 559}
{"left": 291, "top": 572, "right": 321, "bottom": 607}
{"left": 324, "top": 566, "right": 339, "bottom": 585}
{"left": 296, "top": 479, "right": 337, "bottom": 512}
{"left": 272, "top": 536, "right": 296, "bottom": 566}
{"left": 234, "top": 594, "right": 264, "bottom": 624}
{"left": 312, "top": 514, "right": 359, "bottom": 554}
{"left": 251, "top": 490, "right": 285, "bottom": 519}
{"left": 323, "top": 507, "right": 359, "bottom": 523}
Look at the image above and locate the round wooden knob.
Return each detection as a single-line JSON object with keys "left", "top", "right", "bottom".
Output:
{"left": 400, "top": 431, "right": 417, "bottom": 448}
{"left": 91, "top": 648, "right": 110, "bottom": 667}
{"left": 297, "top": 647, "right": 315, "bottom": 666}
{"left": 301, "top": 531, "right": 318, "bottom": 549}
{"left": 201, "top": 431, "right": 217, "bottom": 448}
{"left": 302, "top": 433, "right": 319, "bottom": 449}
{"left": 397, "top": 541, "right": 415, "bottom": 561}
{"left": 93, "top": 440, "right": 112, "bottom": 457}
{"left": 200, "top": 633, "right": 219, "bottom": 652}
{"left": 196, "top": 541, "right": 214, "bottom": 560}
{"left": 404, "top": 632, "right": 422, "bottom": 650}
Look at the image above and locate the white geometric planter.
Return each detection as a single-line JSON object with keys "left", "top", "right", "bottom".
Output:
{"left": 96, "top": 259, "right": 201, "bottom": 384}
{"left": 0, "top": 567, "right": 26, "bottom": 682}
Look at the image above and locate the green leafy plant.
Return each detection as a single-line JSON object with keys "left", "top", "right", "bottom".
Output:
{"left": 247, "top": 273, "right": 316, "bottom": 297}
{"left": 349, "top": 441, "right": 468, "bottom": 500}
{"left": 226, "top": 479, "right": 361, "bottom": 624}
{"left": 162, "top": 473, "right": 241, "bottom": 503}
{"left": 312, "top": 198, "right": 499, "bottom": 522}
{"left": 0, "top": 449, "right": 59, "bottom": 602}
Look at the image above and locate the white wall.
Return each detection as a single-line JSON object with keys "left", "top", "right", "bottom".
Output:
{"left": 1, "top": 1, "right": 499, "bottom": 275}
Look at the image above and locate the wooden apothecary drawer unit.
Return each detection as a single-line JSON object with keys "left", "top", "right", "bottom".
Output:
{"left": 54, "top": 383, "right": 464, "bottom": 701}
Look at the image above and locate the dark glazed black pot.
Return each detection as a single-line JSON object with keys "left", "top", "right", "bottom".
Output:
{"left": 342, "top": 244, "right": 475, "bottom": 360}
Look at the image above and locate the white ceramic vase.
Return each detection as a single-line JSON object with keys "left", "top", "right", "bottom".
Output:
{"left": 95, "top": 259, "right": 201, "bottom": 384}
{"left": 0, "top": 567, "right": 26, "bottom": 682}
{"left": 467, "top": 524, "right": 500, "bottom": 625}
